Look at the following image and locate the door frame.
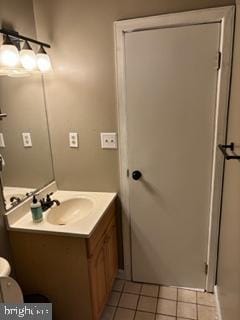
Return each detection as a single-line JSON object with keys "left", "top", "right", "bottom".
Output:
{"left": 114, "top": 6, "right": 234, "bottom": 291}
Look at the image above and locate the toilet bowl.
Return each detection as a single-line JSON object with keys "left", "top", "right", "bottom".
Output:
{"left": 0, "top": 257, "right": 11, "bottom": 277}
{"left": 0, "top": 277, "right": 24, "bottom": 303}
{"left": 0, "top": 257, "right": 24, "bottom": 303}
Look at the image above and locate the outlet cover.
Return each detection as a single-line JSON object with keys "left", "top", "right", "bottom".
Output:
{"left": 0, "top": 133, "right": 5, "bottom": 148}
{"left": 22, "top": 133, "right": 32, "bottom": 148}
{"left": 101, "top": 132, "right": 117, "bottom": 149}
{"left": 69, "top": 132, "right": 79, "bottom": 148}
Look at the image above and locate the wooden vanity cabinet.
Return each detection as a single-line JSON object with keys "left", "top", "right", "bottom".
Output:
{"left": 9, "top": 200, "right": 118, "bottom": 320}
{"left": 88, "top": 242, "right": 108, "bottom": 320}
{"left": 87, "top": 202, "right": 118, "bottom": 320}
{"left": 104, "top": 220, "right": 118, "bottom": 291}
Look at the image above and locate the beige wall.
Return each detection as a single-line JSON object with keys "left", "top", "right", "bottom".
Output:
{"left": 0, "top": 0, "right": 35, "bottom": 35}
{"left": 217, "top": 2, "right": 240, "bottom": 320}
{"left": 0, "top": 0, "right": 36, "bottom": 258}
{"left": 0, "top": 1, "right": 238, "bottom": 319}
{"left": 33, "top": 0, "right": 234, "bottom": 192}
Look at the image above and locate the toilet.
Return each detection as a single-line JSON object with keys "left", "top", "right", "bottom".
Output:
{"left": 0, "top": 257, "right": 24, "bottom": 303}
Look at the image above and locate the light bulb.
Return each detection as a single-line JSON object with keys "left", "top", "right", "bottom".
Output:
{"left": 36, "top": 46, "right": 52, "bottom": 72}
{"left": 20, "top": 41, "right": 37, "bottom": 71}
{"left": 0, "top": 35, "right": 19, "bottom": 68}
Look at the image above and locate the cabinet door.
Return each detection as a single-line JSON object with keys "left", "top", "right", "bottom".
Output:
{"left": 104, "top": 220, "right": 118, "bottom": 292}
{"left": 89, "top": 244, "right": 108, "bottom": 320}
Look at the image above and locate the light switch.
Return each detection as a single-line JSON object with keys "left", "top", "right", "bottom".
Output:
{"left": 22, "top": 133, "right": 32, "bottom": 147}
{"left": 69, "top": 132, "right": 79, "bottom": 148}
{"left": 100, "top": 132, "right": 118, "bottom": 149}
{"left": 0, "top": 133, "right": 5, "bottom": 148}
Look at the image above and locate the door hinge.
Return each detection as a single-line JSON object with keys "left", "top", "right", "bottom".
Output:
{"left": 204, "top": 262, "right": 208, "bottom": 275}
{"left": 217, "top": 51, "right": 222, "bottom": 70}
{"left": 127, "top": 169, "right": 130, "bottom": 177}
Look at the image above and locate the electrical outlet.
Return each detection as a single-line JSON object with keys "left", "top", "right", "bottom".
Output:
{"left": 69, "top": 132, "right": 79, "bottom": 148}
{"left": 0, "top": 133, "right": 5, "bottom": 148}
{"left": 22, "top": 133, "right": 32, "bottom": 147}
{"left": 100, "top": 133, "right": 118, "bottom": 149}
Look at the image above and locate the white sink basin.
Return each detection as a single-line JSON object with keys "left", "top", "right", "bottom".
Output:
{"left": 0, "top": 257, "right": 11, "bottom": 276}
{"left": 46, "top": 197, "right": 94, "bottom": 226}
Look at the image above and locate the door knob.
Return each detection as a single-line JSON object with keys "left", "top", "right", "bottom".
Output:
{"left": 132, "top": 170, "right": 142, "bottom": 180}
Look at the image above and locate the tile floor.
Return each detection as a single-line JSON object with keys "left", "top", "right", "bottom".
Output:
{"left": 101, "top": 279, "right": 217, "bottom": 320}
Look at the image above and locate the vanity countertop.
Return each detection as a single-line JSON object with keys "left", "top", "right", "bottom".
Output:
{"left": 5, "top": 183, "right": 117, "bottom": 238}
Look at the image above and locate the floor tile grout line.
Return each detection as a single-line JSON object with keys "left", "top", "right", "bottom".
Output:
{"left": 122, "top": 282, "right": 159, "bottom": 297}
{"left": 117, "top": 290, "right": 123, "bottom": 309}
{"left": 116, "top": 278, "right": 204, "bottom": 295}
{"left": 117, "top": 286, "right": 140, "bottom": 315}
{"left": 113, "top": 307, "right": 136, "bottom": 320}
{"left": 124, "top": 291, "right": 159, "bottom": 298}
{"left": 175, "top": 316, "right": 198, "bottom": 320}
{"left": 197, "top": 301, "right": 199, "bottom": 320}
{"left": 196, "top": 290, "right": 198, "bottom": 320}
{"left": 112, "top": 289, "right": 215, "bottom": 307}
{"left": 113, "top": 289, "right": 179, "bottom": 301}
{"left": 154, "top": 285, "right": 161, "bottom": 320}
{"left": 138, "top": 295, "right": 158, "bottom": 312}
{"left": 116, "top": 292, "right": 160, "bottom": 302}
{"left": 176, "top": 287, "right": 179, "bottom": 318}
{"left": 115, "top": 278, "right": 215, "bottom": 296}
{"left": 177, "top": 288, "right": 197, "bottom": 304}
{"left": 119, "top": 283, "right": 194, "bottom": 298}
{"left": 112, "top": 279, "right": 125, "bottom": 317}
{"left": 112, "top": 305, "right": 118, "bottom": 320}
{"left": 116, "top": 305, "right": 156, "bottom": 314}
{"left": 115, "top": 278, "right": 204, "bottom": 293}
{"left": 114, "top": 306, "right": 138, "bottom": 311}
{"left": 157, "top": 311, "right": 179, "bottom": 318}
{"left": 197, "top": 303, "right": 216, "bottom": 307}
{"left": 133, "top": 288, "right": 141, "bottom": 320}
{"left": 195, "top": 290, "right": 198, "bottom": 320}
{"left": 109, "top": 302, "right": 214, "bottom": 319}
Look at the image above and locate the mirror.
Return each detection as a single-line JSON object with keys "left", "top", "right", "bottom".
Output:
{"left": 0, "top": 74, "right": 54, "bottom": 210}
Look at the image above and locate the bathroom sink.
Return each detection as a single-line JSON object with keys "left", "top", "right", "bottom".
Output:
{"left": 0, "top": 257, "right": 11, "bottom": 276}
{"left": 46, "top": 197, "right": 94, "bottom": 226}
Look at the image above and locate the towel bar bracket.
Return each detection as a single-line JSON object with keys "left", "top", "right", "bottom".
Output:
{"left": 218, "top": 142, "right": 240, "bottom": 160}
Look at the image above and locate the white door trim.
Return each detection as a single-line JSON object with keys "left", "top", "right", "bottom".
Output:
{"left": 114, "top": 6, "right": 235, "bottom": 291}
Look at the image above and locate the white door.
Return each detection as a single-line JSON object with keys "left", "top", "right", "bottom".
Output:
{"left": 125, "top": 23, "right": 221, "bottom": 288}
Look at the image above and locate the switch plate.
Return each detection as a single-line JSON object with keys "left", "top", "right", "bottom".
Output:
{"left": 0, "top": 133, "right": 5, "bottom": 148}
{"left": 69, "top": 132, "right": 79, "bottom": 148}
{"left": 22, "top": 133, "right": 32, "bottom": 147}
{"left": 100, "top": 132, "right": 118, "bottom": 149}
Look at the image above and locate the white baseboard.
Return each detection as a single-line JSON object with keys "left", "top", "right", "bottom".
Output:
{"left": 214, "top": 285, "right": 223, "bottom": 320}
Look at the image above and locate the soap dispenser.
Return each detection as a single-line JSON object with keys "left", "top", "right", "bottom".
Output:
{"left": 31, "top": 195, "right": 43, "bottom": 223}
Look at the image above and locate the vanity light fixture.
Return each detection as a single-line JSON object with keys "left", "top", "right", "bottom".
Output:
{"left": 0, "top": 28, "right": 52, "bottom": 77}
